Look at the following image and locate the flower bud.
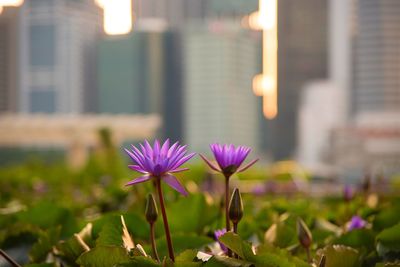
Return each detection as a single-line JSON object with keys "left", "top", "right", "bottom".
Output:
{"left": 228, "top": 188, "right": 243, "bottom": 224}
{"left": 318, "top": 255, "right": 326, "bottom": 267}
{"left": 296, "top": 218, "right": 312, "bottom": 248}
{"left": 145, "top": 194, "right": 158, "bottom": 224}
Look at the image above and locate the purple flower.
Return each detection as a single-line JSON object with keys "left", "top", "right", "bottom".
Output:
{"left": 124, "top": 139, "right": 195, "bottom": 196}
{"left": 214, "top": 228, "right": 228, "bottom": 253}
{"left": 200, "top": 143, "right": 258, "bottom": 177}
{"left": 347, "top": 216, "right": 367, "bottom": 231}
{"left": 344, "top": 185, "right": 354, "bottom": 202}
{"left": 252, "top": 184, "right": 267, "bottom": 196}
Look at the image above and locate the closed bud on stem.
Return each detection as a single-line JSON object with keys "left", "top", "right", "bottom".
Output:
{"left": 318, "top": 255, "right": 326, "bottom": 267}
{"left": 145, "top": 194, "right": 158, "bottom": 224}
{"left": 296, "top": 218, "right": 312, "bottom": 249}
{"left": 228, "top": 188, "right": 243, "bottom": 224}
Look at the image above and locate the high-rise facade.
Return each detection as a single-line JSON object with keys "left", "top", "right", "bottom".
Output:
{"left": 266, "top": 0, "right": 328, "bottom": 160}
{"left": 352, "top": 0, "right": 400, "bottom": 114}
{"left": 98, "top": 31, "right": 164, "bottom": 114}
{"left": 134, "top": 0, "right": 257, "bottom": 28}
{"left": 97, "top": 29, "right": 183, "bottom": 142}
{"left": 18, "top": 0, "right": 101, "bottom": 114}
{"left": 0, "top": 7, "right": 19, "bottom": 113}
{"left": 183, "top": 22, "right": 259, "bottom": 153}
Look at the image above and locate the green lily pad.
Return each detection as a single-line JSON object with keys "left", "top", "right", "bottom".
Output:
{"left": 218, "top": 232, "right": 255, "bottom": 261}
{"left": 316, "top": 245, "right": 360, "bottom": 267}
{"left": 76, "top": 246, "right": 131, "bottom": 267}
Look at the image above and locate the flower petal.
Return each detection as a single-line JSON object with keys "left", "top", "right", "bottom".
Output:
{"left": 144, "top": 140, "right": 154, "bottom": 158}
{"left": 128, "top": 165, "right": 147, "bottom": 174}
{"left": 127, "top": 147, "right": 146, "bottom": 168}
{"left": 160, "top": 139, "right": 170, "bottom": 156}
{"left": 125, "top": 175, "right": 151, "bottom": 186}
{"left": 162, "top": 174, "right": 188, "bottom": 196}
{"left": 171, "top": 152, "right": 195, "bottom": 169}
{"left": 235, "top": 147, "right": 251, "bottom": 167}
{"left": 168, "top": 168, "right": 190, "bottom": 173}
{"left": 167, "top": 141, "right": 179, "bottom": 157}
{"left": 153, "top": 139, "right": 161, "bottom": 157}
{"left": 124, "top": 148, "right": 144, "bottom": 167}
{"left": 237, "top": 158, "right": 259, "bottom": 173}
{"left": 199, "top": 154, "right": 221, "bottom": 172}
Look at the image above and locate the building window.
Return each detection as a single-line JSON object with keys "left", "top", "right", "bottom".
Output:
{"left": 29, "top": 24, "right": 55, "bottom": 67}
{"left": 30, "top": 90, "right": 56, "bottom": 113}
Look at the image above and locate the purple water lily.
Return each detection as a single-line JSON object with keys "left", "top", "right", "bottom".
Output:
{"left": 124, "top": 139, "right": 195, "bottom": 196}
{"left": 348, "top": 215, "right": 367, "bottom": 231}
{"left": 125, "top": 139, "right": 194, "bottom": 261}
{"left": 200, "top": 143, "right": 258, "bottom": 177}
{"left": 201, "top": 143, "right": 258, "bottom": 240}
{"left": 214, "top": 228, "right": 228, "bottom": 253}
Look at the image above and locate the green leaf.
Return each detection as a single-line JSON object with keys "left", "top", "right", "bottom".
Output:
{"left": 218, "top": 232, "right": 255, "bottom": 261}
{"left": 377, "top": 223, "right": 400, "bottom": 251}
{"left": 95, "top": 215, "right": 133, "bottom": 249}
{"left": 55, "top": 237, "right": 90, "bottom": 265}
{"left": 16, "top": 202, "right": 77, "bottom": 237}
{"left": 95, "top": 215, "right": 124, "bottom": 247}
{"left": 376, "top": 223, "right": 400, "bottom": 260}
{"left": 76, "top": 246, "right": 130, "bottom": 267}
{"left": 167, "top": 194, "right": 219, "bottom": 233}
{"left": 264, "top": 221, "right": 297, "bottom": 248}
{"left": 116, "top": 256, "right": 159, "bottom": 267}
{"left": 54, "top": 223, "right": 93, "bottom": 265}
{"left": 24, "top": 264, "right": 56, "bottom": 267}
{"left": 204, "top": 255, "right": 255, "bottom": 267}
{"left": 316, "top": 245, "right": 360, "bottom": 267}
{"left": 173, "top": 250, "right": 203, "bottom": 267}
{"left": 149, "top": 233, "right": 212, "bottom": 260}
{"left": 92, "top": 212, "right": 149, "bottom": 243}
{"left": 256, "top": 244, "right": 309, "bottom": 267}
{"left": 176, "top": 249, "right": 198, "bottom": 262}
{"left": 0, "top": 222, "right": 41, "bottom": 248}
{"left": 374, "top": 206, "right": 400, "bottom": 231}
{"left": 29, "top": 226, "right": 61, "bottom": 262}
{"left": 334, "top": 229, "right": 375, "bottom": 250}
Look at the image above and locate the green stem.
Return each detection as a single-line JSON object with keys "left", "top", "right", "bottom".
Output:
{"left": 233, "top": 223, "right": 239, "bottom": 258}
{"left": 150, "top": 223, "right": 160, "bottom": 262}
{"left": 306, "top": 247, "right": 311, "bottom": 263}
{"left": 225, "top": 176, "right": 231, "bottom": 232}
{"left": 0, "top": 249, "right": 22, "bottom": 267}
{"left": 224, "top": 175, "right": 232, "bottom": 257}
{"left": 233, "top": 223, "right": 238, "bottom": 234}
{"left": 156, "top": 178, "right": 175, "bottom": 261}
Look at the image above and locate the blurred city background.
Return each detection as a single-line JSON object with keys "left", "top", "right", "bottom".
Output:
{"left": 0, "top": 0, "right": 399, "bottom": 181}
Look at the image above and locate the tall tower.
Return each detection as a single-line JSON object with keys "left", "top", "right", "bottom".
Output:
{"left": 183, "top": 22, "right": 260, "bottom": 153}
{"left": 18, "top": 0, "right": 101, "bottom": 114}
{"left": 0, "top": 7, "right": 19, "bottom": 113}
{"left": 266, "top": 0, "right": 328, "bottom": 160}
{"left": 353, "top": 0, "right": 400, "bottom": 114}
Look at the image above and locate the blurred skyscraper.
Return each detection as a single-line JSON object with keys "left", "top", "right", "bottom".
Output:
{"left": 298, "top": 0, "right": 400, "bottom": 176}
{"left": 134, "top": 0, "right": 257, "bottom": 28}
{"left": 330, "top": 0, "right": 400, "bottom": 118}
{"left": 0, "top": 7, "right": 19, "bottom": 112}
{"left": 98, "top": 31, "right": 164, "bottom": 114}
{"left": 264, "top": 0, "right": 328, "bottom": 160}
{"left": 17, "top": 0, "right": 101, "bottom": 114}
{"left": 352, "top": 0, "right": 400, "bottom": 114}
{"left": 183, "top": 22, "right": 259, "bottom": 153}
{"left": 97, "top": 26, "right": 183, "bottom": 142}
